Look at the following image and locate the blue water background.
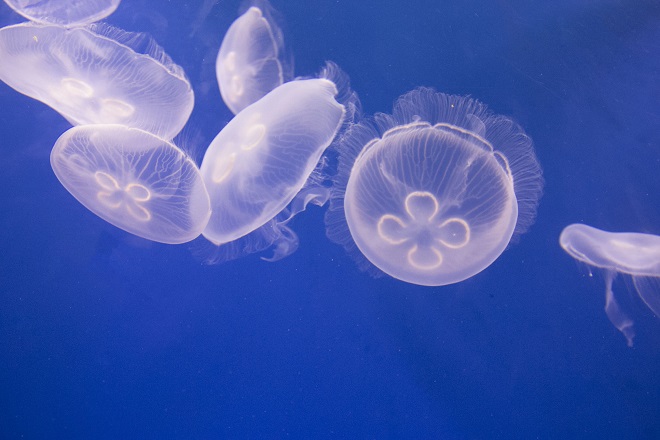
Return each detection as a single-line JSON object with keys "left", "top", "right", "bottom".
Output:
{"left": 1, "top": 0, "right": 659, "bottom": 438}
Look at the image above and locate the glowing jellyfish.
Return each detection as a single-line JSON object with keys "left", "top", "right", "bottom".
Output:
{"left": 326, "top": 88, "right": 544, "bottom": 286}
{"left": 200, "top": 65, "right": 351, "bottom": 250}
{"left": 51, "top": 124, "right": 211, "bottom": 244}
{"left": 560, "top": 223, "right": 660, "bottom": 346}
{"left": 3, "top": 0, "right": 121, "bottom": 26}
{"left": 0, "top": 22, "right": 193, "bottom": 140}
{"left": 216, "top": 1, "right": 291, "bottom": 115}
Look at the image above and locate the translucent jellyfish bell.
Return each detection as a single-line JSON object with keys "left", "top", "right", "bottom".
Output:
{"left": 326, "top": 88, "right": 544, "bottom": 286}
{"left": 216, "top": 1, "right": 292, "bottom": 114}
{"left": 560, "top": 223, "right": 660, "bottom": 346}
{"left": 51, "top": 124, "right": 211, "bottom": 244}
{"left": 3, "top": 0, "right": 121, "bottom": 27}
{"left": 200, "top": 64, "right": 351, "bottom": 249}
{"left": 0, "top": 22, "right": 193, "bottom": 140}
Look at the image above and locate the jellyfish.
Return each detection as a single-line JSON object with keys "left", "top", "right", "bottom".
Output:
{"left": 325, "top": 88, "right": 544, "bottom": 286}
{"left": 216, "top": 0, "right": 292, "bottom": 114}
{"left": 0, "top": 22, "right": 193, "bottom": 140}
{"left": 3, "top": 0, "right": 121, "bottom": 27}
{"left": 560, "top": 223, "right": 660, "bottom": 346}
{"left": 50, "top": 124, "right": 211, "bottom": 244}
{"left": 200, "top": 63, "right": 354, "bottom": 255}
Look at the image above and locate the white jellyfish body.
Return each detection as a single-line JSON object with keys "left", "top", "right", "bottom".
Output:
{"left": 51, "top": 124, "right": 211, "bottom": 244}
{"left": 3, "top": 0, "right": 121, "bottom": 26}
{"left": 560, "top": 223, "right": 660, "bottom": 346}
{"left": 326, "top": 88, "right": 543, "bottom": 286}
{"left": 200, "top": 75, "right": 347, "bottom": 247}
{"left": 216, "top": 3, "right": 291, "bottom": 114}
{"left": 0, "top": 22, "right": 193, "bottom": 140}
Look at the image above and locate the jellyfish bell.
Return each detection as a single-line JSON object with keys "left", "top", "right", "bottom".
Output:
{"left": 560, "top": 223, "right": 660, "bottom": 346}
{"left": 0, "top": 22, "right": 193, "bottom": 140}
{"left": 200, "top": 62, "right": 356, "bottom": 259}
{"left": 51, "top": 124, "right": 211, "bottom": 244}
{"left": 326, "top": 88, "right": 544, "bottom": 287}
{"left": 3, "top": 0, "right": 122, "bottom": 27}
{"left": 216, "top": 0, "right": 292, "bottom": 115}
{"left": 560, "top": 224, "right": 660, "bottom": 275}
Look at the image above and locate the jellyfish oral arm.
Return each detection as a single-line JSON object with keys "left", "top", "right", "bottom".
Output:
{"left": 603, "top": 271, "right": 635, "bottom": 347}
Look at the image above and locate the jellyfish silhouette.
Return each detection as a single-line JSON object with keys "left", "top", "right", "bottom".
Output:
{"left": 51, "top": 124, "right": 211, "bottom": 244}
{"left": 200, "top": 62, "right": 355, "bottom": 258}
{"left": 0, "top": 22, "right": 193, "bottom": 140}
{"left": 325, "top": 88, "right": 544, "bottom": 286}
{"left": 560, "top": 223, "right": 660, "bottom": 346}
{"left": 216, "top": 0, "right": 292, "bottom": 114}
{"left": 3, "top": 0, "right": 121, "bottom": 26}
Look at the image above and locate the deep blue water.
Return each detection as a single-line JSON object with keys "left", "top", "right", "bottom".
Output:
{"left": 1, "top": 0, "right": 659, "bottom": 438}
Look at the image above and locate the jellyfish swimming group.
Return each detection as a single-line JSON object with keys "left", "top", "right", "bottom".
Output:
{"left": 0, "top": 0, "right": 657, "bottom": 343}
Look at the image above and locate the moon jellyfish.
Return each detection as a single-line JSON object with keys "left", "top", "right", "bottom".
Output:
{"left": 560, "top": 223, "right": 660, "bottom": 346}
{"left": 216, "top": 1, "right": 292, "bottom": 114}
{"left": 0, "top": 22, "right": 193, "bottom": 140}
{"left": 3, "top": 0, "right": 121, "bottom": 26}
{"left": 326, "top": 88, "right": 543, "bottom": 286}
{"left": 200, "top": 63, "right": 351, "bottom": 252}
{"left": 51, "top": 124, "right": 211, "bottom": 244}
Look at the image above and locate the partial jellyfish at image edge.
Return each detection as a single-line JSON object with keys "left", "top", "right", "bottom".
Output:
{"left": 560, "top": 223, "right": 660, "bottom": 346}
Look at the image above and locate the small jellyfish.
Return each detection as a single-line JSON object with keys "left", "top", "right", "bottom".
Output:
{"left": 326, "top": 88, "right": 543, "bottom": 286}
{"left": 216, "top": 1, "right": 292, "bottom": 114}
{"left": 3, "top": 0, "right": 121, "bottom": 27}
{"left": 51, "top": 124, "right": 211, "bottom": 244}
{"left": 560, "top": 223, "right": 660, "bottom": 346}
{"left": 0, "top": 22, "right": 193, "bottom": 140}
{"left": 200, "top": 64, "right": 351, "bottom": 250}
